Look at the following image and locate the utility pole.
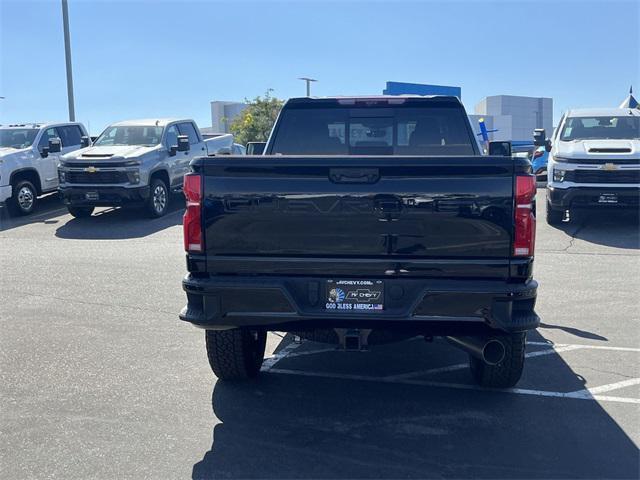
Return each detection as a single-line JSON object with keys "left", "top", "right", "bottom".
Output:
{"left": 61, "top": 0, "right": 75, "bottom": 121}
{"left": 298, "top": 77, "right": 317, "bottom": 97}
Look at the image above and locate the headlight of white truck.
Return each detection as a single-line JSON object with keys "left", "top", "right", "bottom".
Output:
{"left": 553, "top": 169, "right": 566, "bottom": 182}
{"left": 127, "top": 170, "right": 140, "bottom": 184}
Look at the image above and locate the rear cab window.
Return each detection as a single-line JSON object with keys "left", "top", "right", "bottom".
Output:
{"left": 269, "top": 98, "right": 478, "bottom": 156}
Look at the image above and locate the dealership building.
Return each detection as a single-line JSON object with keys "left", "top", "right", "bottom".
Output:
{"left": 382, "top": 81, "right": 553, "bottom": 143}
{"left": 208, "top": 82, "right": 553, "bottom": 143}
{"left": 209, "top": 101, "right": 247, "bottom": 134}
{"left": 470, "top": 95, "right": 553, "bottom": 143}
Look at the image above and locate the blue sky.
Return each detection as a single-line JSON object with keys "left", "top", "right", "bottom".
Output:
{"left": 1, "top": 0, "right": 638, "bottom": 135}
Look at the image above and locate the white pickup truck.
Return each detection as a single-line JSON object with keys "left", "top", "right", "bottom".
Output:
{"left": 0, "top": 122, "right": 90, "bottom": 215}
{"left": 59, "top": 119, "right": 238, "bottom": 218}
{"left": 545, "top": 108, "right": 640, "bottom": 224}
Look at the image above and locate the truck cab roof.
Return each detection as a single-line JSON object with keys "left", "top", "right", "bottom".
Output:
{"left": 0, "top": 122, "right": 84, "bottom": 130}
{"left": 285, "top": 95, "right": 462, "bottom": 106}
{"left": 566, "top": 108, "right": 639, "bottom": 117}
{"left": 109, "top": 118, "right": 192, "bottom": 127}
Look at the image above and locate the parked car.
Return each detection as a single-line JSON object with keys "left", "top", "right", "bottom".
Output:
{"left": 180, "top": 95, "right": 539, "bottom": 388}
{"left": 0, "top": 122, "right": 90, "bottom": 215}
{"left": 545, "top": 108, "right": 640, "bottom": 224}
{"left": 531, "top": 146, "right": 549, "bottom": 177}
{"left": 58, "top": 118, "right": 230, "bottom": 218}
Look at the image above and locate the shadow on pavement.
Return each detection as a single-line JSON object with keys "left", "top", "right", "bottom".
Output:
{"left": 556, "top": 209, "right": 640, "bottom": 250}
{"left": 539, "top": 322, "right": 608, "bottom": 341}
{"left": 54, "top": 194, "right": 184, "bottom": 240}
{"left": 193, "top": 330, "right": 638, "bottom": 479}
{"left": 0, "top": 193, "right": 67, "bottom": 232}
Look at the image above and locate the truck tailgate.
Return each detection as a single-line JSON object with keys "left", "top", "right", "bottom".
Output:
{"left": 195, "top": 156, "right": 517, "bottom": 278}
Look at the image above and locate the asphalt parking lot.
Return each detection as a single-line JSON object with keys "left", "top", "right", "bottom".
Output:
{"left": 1, "top": 190, "right": 639, "bottom": 479}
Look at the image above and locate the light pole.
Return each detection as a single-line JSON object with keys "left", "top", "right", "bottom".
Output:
{"left": 61, "top": 0, "right": 75, "bottom": 121}
{"left": 298, "top": 77, "right": 317, "bottom": 97}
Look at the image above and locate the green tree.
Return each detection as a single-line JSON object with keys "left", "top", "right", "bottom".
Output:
{"left": 229, "top": 90, "right": 284, "bottom": 145}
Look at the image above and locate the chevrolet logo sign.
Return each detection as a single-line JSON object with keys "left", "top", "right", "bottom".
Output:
{"left": 84, "top": 166, "right": 97, "bottom": 173}
{"left": 602, "top": 163, "right": 618, "bottom": 171}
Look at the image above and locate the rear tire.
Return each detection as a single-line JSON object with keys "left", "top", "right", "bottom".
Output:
{"left": 67, "top": 206, "right": 94, "bottom": 218}
{"left": 469, "top": 332, "right": 526, "bottom": 388}
{"left": 546, "top": 200, "right": 564, "bottom": 225}
{"left": 205, "top": 328, "right": 267, "bottom": 380}
{"left": 146, "top": 177, "right": 169, "bottom": 218}
{"left": 7, "top": 180, "right": 37, "bottom": 216}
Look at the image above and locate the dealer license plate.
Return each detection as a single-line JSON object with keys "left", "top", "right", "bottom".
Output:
{"left": 598, "top": 193, "right": 618, "bottom": 204}
{"left": 85, "top": 192, "right": 99, "bottom": 201}
{"left": 325, "top": 280, "right": 384, "bottom": 312}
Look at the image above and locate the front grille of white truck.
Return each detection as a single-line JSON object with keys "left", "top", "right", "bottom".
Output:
{"left": 565, "top": 170, "right": 640, "bottom": 184}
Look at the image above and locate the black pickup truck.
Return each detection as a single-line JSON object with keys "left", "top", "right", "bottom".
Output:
{"left": 180, "top": 96, "right": 539, "bottom": 388}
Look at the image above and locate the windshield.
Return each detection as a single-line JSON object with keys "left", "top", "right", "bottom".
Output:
{"left": 93, "top": 126, "right": 163, "bottom": 147}
{"left": 271, "top": 105, "right": 476, "bottom": 155}
{"left": 0, "top": 128, "right": 39, "bottom": 148}
{"left": 560, "top": 116, "right": 640, "bottom": 141}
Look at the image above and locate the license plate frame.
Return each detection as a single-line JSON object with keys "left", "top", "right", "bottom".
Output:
{"left": 325, "top": 279, "right": 384, "bottom": 312}
{"left": 598, "top": 193, "right": 618, "bottom": 204}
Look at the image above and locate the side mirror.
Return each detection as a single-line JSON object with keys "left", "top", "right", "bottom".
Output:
{"left": 80, "top": 136, "right": 90, "bottom": 148}
{"left": 488, "top": 141, "right": 512, "bottom": 157}
{"left": 40, "top": 146, "right": 49, "bottom": 158}
{"left": 246, "top": 142, "right": 266, "bottom": 155}
{"left": 533, "top": 128, "right": 546, "bottom": 146}
{"left": 177, "top": 135, "right": 190, "bottom": 152}
{"left": 48, "top": 137, "right": 62, "bottom": 154}
{"left": 533, "top": 129, "right": 552, "bottom": 152}
{"left": 169, "top": 145, "right": 178, "bottom": 157}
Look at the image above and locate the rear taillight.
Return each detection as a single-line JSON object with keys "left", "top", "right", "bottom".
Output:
{"left": 513, "top": 175, "right": 536, "bottom": 257}
{"left": 183, "top": 174, "right": 203, "bottom": 253}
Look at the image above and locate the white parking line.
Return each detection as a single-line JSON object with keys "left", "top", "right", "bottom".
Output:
{"left": 261, "top": 340, "right": 640, "bottom": 404}
{"left": 286, "top": 348, "right": 337, "bottom": 359}
{"left": 527, "top": 341, "right": 640, "bottom": 353}
{"left": 267, "top": 367, "right": 640, "bottom": 404}
{"left": 261, "top": 341, "right": 304, "bottom": 372}
{"left": 384, "top": 344, "right": 584, "bottom": 381}
{"left": 564, "top": 345, "right": 640, "bottom": 353}
{"left": 569, "top": 378, "right": 640, "bottom": 396}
